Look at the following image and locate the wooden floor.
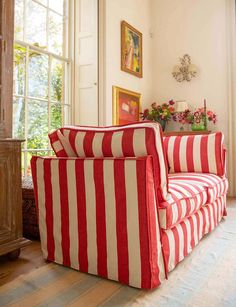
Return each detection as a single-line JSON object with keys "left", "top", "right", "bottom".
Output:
{"left": 0, "top": 240, "right": 46, "bottom": 287}
{"left": 0, "top": 198, "right": 235, "bottom": 288}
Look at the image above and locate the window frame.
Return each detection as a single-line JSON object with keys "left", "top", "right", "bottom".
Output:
{"left": 13, "top": 0, "right": 74, "bottom": 176}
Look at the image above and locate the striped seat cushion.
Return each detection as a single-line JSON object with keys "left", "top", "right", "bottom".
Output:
{"left": 163, "top": 132, "right": 226, "bottom": 176}
{"left": 159, "top": 179, "right": 208, "bottom": 229}
{"left": 48, "top": 122, "right": 169, "bottom": 201}
{"left": 168, "top": 173, "right": 229, "bottom": 204}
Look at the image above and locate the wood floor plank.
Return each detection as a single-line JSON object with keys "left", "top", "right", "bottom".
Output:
{"left": 0, "top": 240, "right": 46, "bottom": 287}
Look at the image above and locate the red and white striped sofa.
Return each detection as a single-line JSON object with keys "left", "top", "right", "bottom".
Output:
{"left": 31, "top": 122, "right": 228, "bottom": 289}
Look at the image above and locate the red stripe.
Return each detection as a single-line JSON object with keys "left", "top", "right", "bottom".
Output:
{"left": 195, "top": 212, "right": 200, "bottom": 242}
{"left": 144, "top": 157, "right": 160, "bottom": 288}
{"left": 94, "top": 159, "right": 107, "bottom": 278}
{"left": 186, "top": 136, "right": 194, "bottom": 171}
{"left": 48, "top": 130, "right": 67, "bottom": 157}
{"left": 137, "top": 159, "right": 152, "bottom": 288}
{"left": 173, "top": 136, "right": 181, "bottom": 172}
{"left": 44, "top": 159, "right": 55, "bottom": 261}
{"left": 145, "top": 128, "right": 163, "bottom": 201}
{"left": 122, "top": 129, "right": 135, "bottom": 156}
{"left": 69, "top": 130, "right": 77, "bottom": 155}
{"left": 59, "top": 159, "right": 70, "bottom": 266}
{"left": 114, "top": 160, "right": 129, "bottom": 284}
{"left": 200, "top": 136, "right": 209, "bottom": 173}
{"left": 215, "top": 133, "right": 223, "bottom": 176}
{"left": 75, "top": 159, "right": 88, "bottom": 272}
{"left": 161, "top": 231, "right": 170, "bottom": 272}
{"left": 102, "top": 131, "right": 113, "bottom": 156}
{"left": 83, "top": 132, "right": 95, "bottom": 157}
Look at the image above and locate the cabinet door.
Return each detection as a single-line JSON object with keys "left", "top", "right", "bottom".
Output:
{"left": 0, "top": 142, "right": 22, "bottom": 244}
{"left": 0, "top": 0, "right": 14, "bottom": 138}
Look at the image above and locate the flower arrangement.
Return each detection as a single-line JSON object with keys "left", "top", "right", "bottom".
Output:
{"left": 187, "top": 107, "right": 217, "bottom": 124}
{"left": 173, "top": 107, "right": 217, "bottom": 131}
{"left": 141, "top": 100, "right": 175, "bottom": 131}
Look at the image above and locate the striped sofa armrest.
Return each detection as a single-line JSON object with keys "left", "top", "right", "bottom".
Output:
{"left": 31, "top": 155, "right": 166, "bottom": 289}
{"left": 163, "top": 132, "right": 226, "bottom": 176}
{"left": 48, "top": 122, "right": 170, "bottom": 202}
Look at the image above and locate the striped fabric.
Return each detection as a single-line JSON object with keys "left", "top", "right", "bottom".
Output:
{"left": 162, "top": 195, "right": 226, "bottom": 272}
{"left": 49, "top": 122, "right": 169, "bottom": 201}
{"left": 31, "top": 155, "right": 165, "bottom": 289}
{"left": 163, "top": 132, "right": 226, "bottom": 176}
{"left": 159, "top": 179, "right": 208, "bottom": 229}
{"left": 169, "top": 173, "right": 229, "bottom": 204}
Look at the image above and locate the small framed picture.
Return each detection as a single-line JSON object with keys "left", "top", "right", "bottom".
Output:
{"left": 121, "top": 21, "right": 143, "bottom": 78}
{"left": 113, "top": 86, "right": 141, "bottom": 125}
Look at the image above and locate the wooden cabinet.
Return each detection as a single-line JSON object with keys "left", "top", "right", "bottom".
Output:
{"left": 0, "top": 1, "right": 30, "bottom": 258}
{"left": 0, "top": 0, "right": 14, "bottom": 138}
{"left": 0, "top": 140, "right": 30, "bottom": 257}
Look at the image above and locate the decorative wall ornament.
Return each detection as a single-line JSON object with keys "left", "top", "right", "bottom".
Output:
{"left": 172, "top": 54, "right": 197, "bottom": 82}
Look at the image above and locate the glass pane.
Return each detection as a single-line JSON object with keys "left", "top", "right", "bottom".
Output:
{"left": 27, "top": 100, "right": 48, "bottom": 150}
{"left": 28, "top": 52, "right": 48, "bottom": 98}
{"left": 14, "top": 0, "right": 24, "bottom": 40}
{"left": 14, "top": 44, "right": 26, "bottom": 95}
{"left": 26, "top": 0, "right": 47, "bottom": 47}
{"left": 51, "top": 104, "right": 62, "bottom": 130}
{"left": 51, "top": 59, "right": 64, "bottom": 102}
{"left": 49, "top": 11, "right": 63, "bottom": 55}
{"left": 49, "top": 0, "right": 64, "bottom": 15}
{"left": 13, "top": 97, "right": 25, "bottom": 139}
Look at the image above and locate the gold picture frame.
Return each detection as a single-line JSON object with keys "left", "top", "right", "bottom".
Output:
{"left": 113, "top": 86, "right": 142, "bottom": 125}
{"left": 121, "top": 21, "right": 143, "bottom": 78}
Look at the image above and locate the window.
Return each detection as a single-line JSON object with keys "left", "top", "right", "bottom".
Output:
{"left": 13, "top": 0, "right": 72, "bottom": 175}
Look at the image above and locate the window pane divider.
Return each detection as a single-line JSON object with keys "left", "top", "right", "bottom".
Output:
{"left": 32, "top": 0, "right": 64, "bottom": 17}
{"left": 15, "top": 39, "right": 70, "bottom": 62}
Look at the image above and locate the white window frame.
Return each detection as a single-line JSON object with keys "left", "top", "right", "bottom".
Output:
{"left": 13, "top": 0, "right": 75, "bottom": 176}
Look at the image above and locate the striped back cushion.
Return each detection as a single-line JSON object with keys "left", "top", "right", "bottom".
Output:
{"left": 163, "top": 132, "right": 226, "bottom": 176}
{"left": 48, "top": 122, "right": 169, "bottom": 201}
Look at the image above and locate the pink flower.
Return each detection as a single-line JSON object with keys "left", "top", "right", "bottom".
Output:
{"left": 169, "top": 99, "right": 175, "bottom": 105}
{"left": 151, "top": 102, "right": 157, "bottom": 109}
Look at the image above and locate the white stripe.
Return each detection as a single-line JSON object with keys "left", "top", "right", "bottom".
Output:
{"left": 51, "top": 160, "right": 63, "bottom": 264}
{"left": 191, "top": 214, "right": 199, "bottom": 246}
{"left": 185, "top": 218, "right": 192, "bottom": 253}
{"left": 167, "top": 136, "right": 176, "bottom": 173}
{"left": 166, "top": 230, "right": 175, "bottom": 271}
{"left": 133, "top": 128, "right": 147, "bottom": 156}
{"left": 207, "top": 134, "right": 217, "bottom": 174}
{"left": 125, "top": 160, "right": 141, "bottom": 288}
{"left": 53, "top": 140, "right": 63, "bottom": 153}
{"left": 92, "top": 132, "right": 104, "bottom": 157}
{"left": 58, "top": 130, "right": 76, "bottom": 157}
{"left": 67, "top": 160, "right": 79, "bottom": 269}
{"left": 198, "top": 210, "right": 203, "bottom": 240}
{"left": 111, "top": 131, "right": 123, "bottom": 157}
{"left": 193, "top": 136, "right": 202, "bottom": 172}
{"left": 159, "top": 209, "right": 167, "bottom": 229}
{"left": 176, "top": 224, "right": 184, "bottom": 261}
{"left": 171, "top": 203, "right": 179, "bottom": 224}
{"left": 75, "top": 131, "right": 86, "bottom": 157}
{"left": 103, "top": 160, "right": 118, "bottom": 281}
{"left": 84, "top": 160, "right": 97, "bottom": 274}
{"left": 179, "top": 136, "right": 188, "bottom": 172}
{"left": 36, "top": 158, "right": 48, "bottom": 259}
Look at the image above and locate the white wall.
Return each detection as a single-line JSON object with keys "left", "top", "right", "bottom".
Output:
{"left": 103, "top": 0, "right": 153, "bottom": 125}
{"left": 150, "top": 0, "right": 229, "bottom": 142}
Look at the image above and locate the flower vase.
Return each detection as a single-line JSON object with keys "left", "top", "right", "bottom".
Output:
{"left": 156, "top": 119, "right": 166, "bottom": 132}
{"left": 191, "top": 122, "right": 206, "bottom": 131}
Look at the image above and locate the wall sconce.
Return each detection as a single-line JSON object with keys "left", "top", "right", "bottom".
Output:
{"left": 172, "top": 54, "right": 197, "bottom": 82}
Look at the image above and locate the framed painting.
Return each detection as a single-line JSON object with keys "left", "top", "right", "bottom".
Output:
{"left": 113, "top": 86, "right": 141, "bottom": 125}
{"left": 121, "top": 21, "right": 143, "bottom": 78}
